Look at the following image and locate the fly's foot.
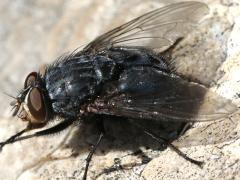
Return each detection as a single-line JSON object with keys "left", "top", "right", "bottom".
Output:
{"left": 0, "top": 142, "right": 4, "bottom": 152}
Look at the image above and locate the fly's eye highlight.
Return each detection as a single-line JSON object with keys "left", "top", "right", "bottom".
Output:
{"left": 27, "top": 87, "right": 46, "bottom": 123}
{"left": 24, "top": 72, "right": 38, "bottom": 88}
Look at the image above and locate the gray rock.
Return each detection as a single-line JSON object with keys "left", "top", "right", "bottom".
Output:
{"left": 0, "top": 0, "right": 239, "bottom": 179}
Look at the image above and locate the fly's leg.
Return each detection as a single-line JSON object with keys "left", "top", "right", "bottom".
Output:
{"left": 178, "top": 122, "right": 193, "bottom": 136}
{"left": 98, "top": 158, "right": 125, "bottom": 178}
{"left": 98, "top": 149, "right": 152, "bottom": 177}
{"left": 131, "top": 121, "right": 204, "bottom": 167}
{"left": 0, "top": 126, "right": 30, "bottom": 151}
{"left": 0, "top": 119, "right": 75, "bottom": 151}
{"left": 83, "top": 132, "right": 104, "bottom": 180}
{"left": 145, "top": 129, "right": 203, "bottom": 167}
{"left": 158, "top": 37, "right": 183, "bottom": 59}
{"left": 130, "top": 149, "right": 152, "bottom": 164}
{"left": 83, "top": 119, "right": 105, "bottom": 180}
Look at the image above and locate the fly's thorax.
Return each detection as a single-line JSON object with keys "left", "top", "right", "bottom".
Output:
{"left": 44, "top": 55, "right": 116, "bottom": 117}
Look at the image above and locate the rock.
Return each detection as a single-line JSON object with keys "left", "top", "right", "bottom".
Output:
{"left": 0, "top": 0, "right": 239, "bottom": 180}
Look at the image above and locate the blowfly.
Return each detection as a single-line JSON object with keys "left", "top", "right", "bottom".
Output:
{"left": 0, "top": 2, "right": 238, "bottom": 180}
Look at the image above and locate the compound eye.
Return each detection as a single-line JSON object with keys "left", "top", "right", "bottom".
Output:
{"left": 24, "top": 72, "right": 38, "bottom": 88}
{"left": 27, "top": 87, "right": 47, "bottom": 123}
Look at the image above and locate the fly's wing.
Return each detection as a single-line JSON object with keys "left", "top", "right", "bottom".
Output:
{"left": 89, "top": 67, "right": 238, "bottom": 122}
{"left": 83, "top": 2, "right": 209, "bottom": 53}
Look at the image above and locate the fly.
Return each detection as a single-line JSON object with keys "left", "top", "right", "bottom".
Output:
{"left": 0, "top": 2, "right": 238, "bottom": 180}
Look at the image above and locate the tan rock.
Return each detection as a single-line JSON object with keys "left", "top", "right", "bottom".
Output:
{"left": 0, "top": 0, "right": 239, "bottom": 179}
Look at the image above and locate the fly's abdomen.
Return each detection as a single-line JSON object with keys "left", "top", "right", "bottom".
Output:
{"left": 44, "top": 55, "right": 116, "bottom": 117}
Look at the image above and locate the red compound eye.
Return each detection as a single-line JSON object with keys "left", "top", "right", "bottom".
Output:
{"left": 27, "top": 87, "right": 47, "bottom": 123}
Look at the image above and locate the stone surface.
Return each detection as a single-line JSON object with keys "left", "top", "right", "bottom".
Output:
{"left": 0, "top": 0, "right": 239, "bottom": 180}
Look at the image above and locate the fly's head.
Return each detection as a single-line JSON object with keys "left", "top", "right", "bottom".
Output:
{"left": 11, "top": 72, "right": 49, "bottom": 129}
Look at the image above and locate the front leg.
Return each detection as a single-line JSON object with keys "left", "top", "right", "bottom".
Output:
{"left": 0, "top": 119, "right": 75, "bottom": 151}
{"left": 0, "top": 126, "right": 29, "bottom": 151}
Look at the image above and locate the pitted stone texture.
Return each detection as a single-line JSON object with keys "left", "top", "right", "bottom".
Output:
{"left": 0, "top": 0, "right": 239, "bottom": 180}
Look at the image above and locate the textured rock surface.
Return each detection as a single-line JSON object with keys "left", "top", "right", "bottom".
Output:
{"left": 0, "top": 0, "right": 239, "bottom": 180}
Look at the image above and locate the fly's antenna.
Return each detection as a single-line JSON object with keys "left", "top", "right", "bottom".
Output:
{"left": 2, "top": 92, "right": 21, "bottom": 116}
{"left": 2, "top": 92, "right": 17, "bottom": 100}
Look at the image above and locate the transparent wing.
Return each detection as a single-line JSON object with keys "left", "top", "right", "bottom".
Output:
{"left": 89, "top": 67, "right": 237, "bottom": 122}
{"left": 92, "top": 84, "right": 237, "bottom": 122}
{"left": 83, "top": 1, "right": 209, "bottom": 53}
